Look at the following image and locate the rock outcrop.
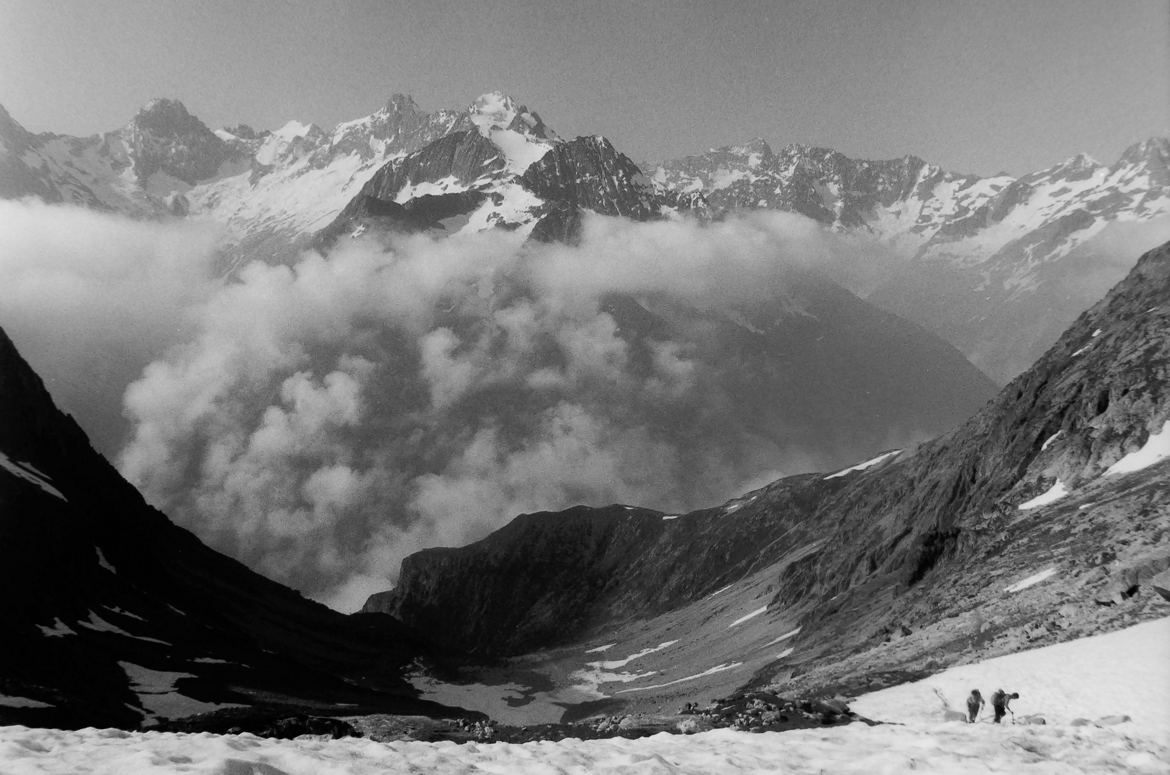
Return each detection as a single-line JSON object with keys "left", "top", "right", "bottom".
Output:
{"left": 122, "top": 98, "right": 234, "bottom": 184}
{"left": 520, "top": 136, "right": 669, "bottom": 241}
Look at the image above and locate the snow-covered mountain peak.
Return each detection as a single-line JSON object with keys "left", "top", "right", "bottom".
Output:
{"left": 462, "top": 91, "right": 559, "bottom": 175}
{"left": 253, "top": 119, "right": 325, "bottom": 166}
{"left": 383, "top": 92, "right": 422, "bottom": 114}
{"left": 468, "top": 91, "right": 558, "bottom": 141}
{"left": 729, "top": 137, "right": 774, "bottom": 165}
{"left": 0, "top": 101, "right": 32, "bottom": 152}
{"left": 1118, "top": 136, "right": 1170, "bottom": 165}
{"left": 324, "top": 94, "right": 465, "bottom": 163}
{"left": 129, "top": 98, "right": 202, "bottom": 134}
{"left": 273, "top": 119, "right": 320, "bottom": 139}
{"left": 1113, "top": 137, "right": 1170, "bottom": 189}
{"left": 1042, "top": 152, "right": 1103, "bottom": 181}
{"left": 120, "top": 98, "right": 233, "bottom": 185}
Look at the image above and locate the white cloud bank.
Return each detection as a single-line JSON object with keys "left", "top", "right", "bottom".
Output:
{"left": 114, "top": 214, "right": 849, "bottom": 611}
{"left": 0, "top": 199, "right": 224, "bottom": 453}
{"left": 0, "top": 202, "right": 990, "bottom": 612}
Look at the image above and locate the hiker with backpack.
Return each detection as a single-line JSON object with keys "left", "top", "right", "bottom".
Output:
{"left": 966, "top": 689, "right": 985, "bottom": 723}
{"left": 991, "top": 689, "right": 1019, "bottom": 723}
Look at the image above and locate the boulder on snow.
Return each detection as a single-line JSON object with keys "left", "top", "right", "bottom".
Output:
{"left": 1097, "top": 714, "right": 1132, "bottom": 726}
{"left": 1071, "top": 718, "right": 1091, "bottom": 727}
{"left": 818, "top": 698, "right": 850, "bottom": 715}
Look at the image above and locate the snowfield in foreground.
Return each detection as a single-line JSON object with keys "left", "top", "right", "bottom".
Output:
{"left": 851, "top": 616, "right": 1170, "bottom": 741}
{"left": 1, "top": 618, "right": 1166, "bottom": 775}
{"left": 1, "top": 722, "right": 1166, "bottom": 775}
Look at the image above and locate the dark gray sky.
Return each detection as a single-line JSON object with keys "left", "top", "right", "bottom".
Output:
{"left": 1, "top": 0, "right": 1166, "bottom": 175}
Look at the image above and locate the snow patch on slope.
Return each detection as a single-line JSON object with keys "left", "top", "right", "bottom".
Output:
{"left": 1003, "top": 567, "right": 1058, "bottom": 593}
{"left": 614, "top": 661, "right": 744, "bottom": 694}
{"left": 1106, "top": 420, "right": 1170, "bottom": 475}
{"left": 728, "top": 605, "right": 768, "bottom": 628}
{"left": 569, "top": 640, "right": 679, "bottom": 698}
{"left": 0, "top": 695, "right": 53, "bottom": 709}
{"left": 824, "top": 449, "right": 901, "bottom": 480}
{"left": 0, "top": 452, "right": 66, "bottom": 501}
{"left": 35, "top": 619, "right": 75, "bottom": 638}
{"left": 764, "top": 627, "right": 802, "bottom": 646}
{"left": 119, "top": 662, "right": 241, "bottom": 721}
{"left": 851, "top": 616, "right": 1170, "bottom": 741}
{"left": 75, "top": 611, "right": 170, "bottom": 645}
{"left": 95, "top": 548, "right": 116, "bottom": 574}
{"left": 1017, "top": 480, "right": 1068, "bottom": 510}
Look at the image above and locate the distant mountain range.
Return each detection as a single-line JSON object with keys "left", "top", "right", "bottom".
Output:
{"left": 2, "top": 93, "right": 1165, "bottom": 382}
{"left": 0, "top": 93, "right": 999, "bottom": 544}
{"left": 650, "top": 137, "right": 1170, "bottom": 381}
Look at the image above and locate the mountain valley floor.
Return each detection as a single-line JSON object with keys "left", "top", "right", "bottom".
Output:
{"left": 3, "top": 617, "right": 1166, "bottom": 774}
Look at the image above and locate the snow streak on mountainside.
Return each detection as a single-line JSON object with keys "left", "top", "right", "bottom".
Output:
{"left": 651, "top": 138, "right": 1170, "bottom": 381}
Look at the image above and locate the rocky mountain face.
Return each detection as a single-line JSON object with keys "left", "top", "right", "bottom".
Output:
{"left": 0, "top": 94, "right": 472, "bottom": 261}
{"left": 651, "top": 138, "right": 1170, "bottom": 382}
{"left": 0, "top": 326, "right": 468, "bottom": 730}
{"left": 0, "top": 98, "right": 248, "bottom": 215}
{"left": 370, "top": 240, "right": 1170, "bottom": 710}
{"left": 122, "top": 99, "right": 236, "bottom": 185}
{"left": 0, "top": 103, "right": 61, "bottom": 202}
{"left": 1, "top": 91, "right": 694, "bottom": 263}
{"left": 318, "top": 98, "right": 696, "bottom": 245}
{"left": 520, "top": 136, "right": 668, "bottom": 242}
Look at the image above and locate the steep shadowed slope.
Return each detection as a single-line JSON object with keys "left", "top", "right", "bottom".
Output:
{"left": 0, "top": 327, "right": 467, "bottom": 730}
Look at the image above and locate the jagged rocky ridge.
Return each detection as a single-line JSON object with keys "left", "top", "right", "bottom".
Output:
{"left": 0, "top": 91, "right": 707, "bottom": 263}
{"left": 318, "top": 125, "right": 689, "bottom": 246}
{"left": 369, "top": 240, "right": 1170, "bottom": 677}
{"left": 651, "top": 138, "right": 1170, "bottom": 382}
{"left": 0, "top": 327, "right": 469, "bottom": 730}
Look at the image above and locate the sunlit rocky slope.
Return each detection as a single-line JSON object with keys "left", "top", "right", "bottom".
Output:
{"left": 368, "top": 239, "right": 1170, "bottom": 719}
